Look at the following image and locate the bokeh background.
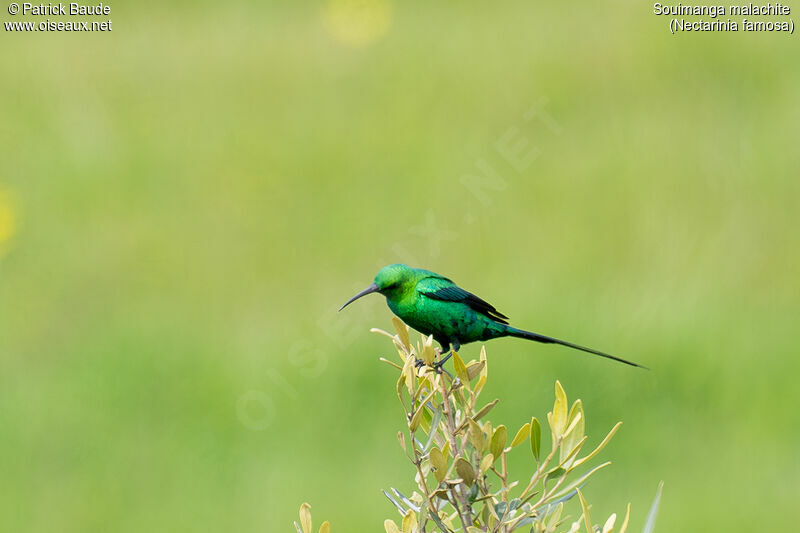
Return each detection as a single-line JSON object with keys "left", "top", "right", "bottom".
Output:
{"left": 2, "top": 1, "right": 799, "bottom": 531}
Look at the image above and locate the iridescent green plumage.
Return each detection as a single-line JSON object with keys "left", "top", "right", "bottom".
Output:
{"left": 340, "top": 264, "right": 644, "bottom": 368}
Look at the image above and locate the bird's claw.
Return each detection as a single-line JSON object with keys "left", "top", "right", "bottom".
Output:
{"left": 413, "top": 355, "right": 451, "bottom": 376}
{"left": 436, "top": 351, "right": 453, "bottom": 368}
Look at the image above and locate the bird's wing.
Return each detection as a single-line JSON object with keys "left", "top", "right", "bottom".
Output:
{"left": 417, "top": 277, "right": 510, "bottom": 325}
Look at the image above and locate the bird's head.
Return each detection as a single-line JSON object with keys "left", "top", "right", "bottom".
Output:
{"left": 339, "top": 263, "right": 415, "bottom": 311}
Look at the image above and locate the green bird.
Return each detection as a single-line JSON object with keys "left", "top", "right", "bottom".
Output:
{"left": 339, "top": 263, "right": 644, "bottom": 369}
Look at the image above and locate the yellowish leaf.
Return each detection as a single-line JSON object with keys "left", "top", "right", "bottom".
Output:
{"left": 480, "top": 453, "right": 494, "bottom": 473}
{"left": 396, "top": 374, "right": 405, "bottom": 402}
{"left": 573, "top": 422, "right": 622, "bottom": 469}
{"left": 384, "top": 519, "right": 400, "bottom": 533}
{"left": 430, "top": 447, "right": 447, "bottom": 483}
{"left": 299, "top": 503, "right": 312, "bottom": 533}
{"left": 561, "top": 400, "right": 585, "bottom": 466}
{"left": 452, "top": 351, "right": 469, "bottom": 383}
{"left": 618, "top": 503, "right": 631, "bottom": 533}
{"left": 551, "top": 380, "right": 568, "bottom": 439}
{"left": 561, "top": 436, "right": 588, "bottom": 470}
{"left": 392, "top": 317, "right": 411, "bottom": 348}
{"left": 422, "top": 334, "right": 436, "bottom": 364}
{"left": 602, "top": 513, "right": 616, "bottom": 533}
{"left": 510, "top": 422, "right": 531, "bottom": 448}
{"left": 380, "top": 357, "right": 403, "bottom": 370}
{"left": 403, "top": 355, "right": 415, "bottom": 393}
{"left": 401, "top": 509, "right": 417, "bottom": 533}
{"left": 490, "top": 425, "right": 507, "bottom": 460}
{"left": 468, "top": 418, "right": 485, "bottom": 451}
{"left": 474, "top": 375, "right": 487, "bottom": 395}
{"left": 576, "top": 489, "right": 592, "bottom": 533}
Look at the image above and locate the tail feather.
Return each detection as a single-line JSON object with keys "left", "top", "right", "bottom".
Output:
{"left": 506, "top": 327, "right": 647, "bottom": 369}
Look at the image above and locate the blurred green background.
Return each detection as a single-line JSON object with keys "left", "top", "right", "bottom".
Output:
{"left": 2, "top": 1, "right": 798, "bottom": 531}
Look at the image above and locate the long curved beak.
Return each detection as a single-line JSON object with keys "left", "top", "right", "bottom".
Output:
{"left": 338, "top": 283, "right": 380, "bottom": 311}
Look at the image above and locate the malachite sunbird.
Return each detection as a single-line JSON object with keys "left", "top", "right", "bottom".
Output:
{"left": 339, "top": 263, "right": 645, "bottom": 369}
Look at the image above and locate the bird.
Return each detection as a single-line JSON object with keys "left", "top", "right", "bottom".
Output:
{"left": 339, "top": 263, "right": 645, "bottom": 369}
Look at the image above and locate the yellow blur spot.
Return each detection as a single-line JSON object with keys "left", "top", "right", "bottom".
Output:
{"left": 324, "top": 0, "right": 392, "bottom": 47}
{"left": 0, "top": 190, "right": 16, "bottom": 253}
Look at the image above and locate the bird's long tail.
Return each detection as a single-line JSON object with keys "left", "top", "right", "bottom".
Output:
{"left": 505, "top": 326, "right": 647, "bottom": 369}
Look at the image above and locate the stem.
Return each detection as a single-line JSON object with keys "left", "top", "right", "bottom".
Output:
{"left": 436, "top": 373, "right": 474, "bottom": 528}
{"left": 501, "top": 452, "right": 509, "bottom": 502}
{"left": 519, "top": 436, "right": 561, "bottom": 501}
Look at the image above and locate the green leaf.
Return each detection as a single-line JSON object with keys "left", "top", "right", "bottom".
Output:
{"left": 409, "top": 390, "right": 435, "bottom": 433}
{"left": 490, "top": 425, "right": 507, "bottom": 460}
{"left": 466, "top": 360, "right": 485, "bottom": 381}
{"left": 429, "top": 447, "right": 447, "bottom": 483}
{"left": 510, "top": 422, "right": 531, "bottom": 448}
{"left": 473, "top": 399, "right": 499, "bottom": 422}
{"left": 455, "top": 457, "right": 475, "bottom": 486}
{"left": 544, "top": 466, "right": 566, "bottom": 487}
{"left": 423, "top": 409, "right": 443, "bottom": 452}
{"left": 419, "top": 403, "right": 434, "bottom": 434}
{"left": 530, "top": 417, "right": 542, "bottom": 461}
{"left": 409, "top": 402, "right": 426, "bottom": 432}
{"left": 428, "top": 510, "right": 449, "bottom": 532}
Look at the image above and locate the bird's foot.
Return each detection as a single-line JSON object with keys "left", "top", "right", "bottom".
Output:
{"left": 433, "top": 351, "right": 454, "bottom": 373}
